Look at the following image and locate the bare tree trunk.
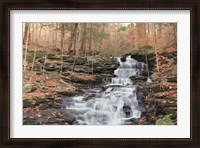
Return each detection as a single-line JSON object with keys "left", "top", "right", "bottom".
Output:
{"left": 145, "top": 23, "right": 149, "bottom": 45}
{"left": 80, "top": 24, "right": 87, "bottom": 53}
{"left": 73, "top": 26, "right": 77, "bottom": 52}
{"left": 38, "top": 23, "right": 43, "bottom": 46}
{"left": 31, "top": 23, "right": 34, "bottom": 45}
{"left": 52, "top": 23, "right": 57, "bottom": 47}
{"left": 131, "top": 25, "right": 134, "bottom": 48}
{"left": 68, "top": 23, "right": 78, "bottom": 53}
{"left": 23, "top": 23, "right": 29, "bottom": 44}
{"left": 154, "top": 23, "right": 160, "bottom": 72}
{"left": 98, "top": 24, "right": 105, "bottom": 51}
{"left": 60, "top": 24, "right": 66, "bottom": 74}
{"left": 145, "top": 54, "right": 150, "bottom": 78}
{"left": 92, "top": 52, "right": 94, "bottom": 75}
{"left": 136, "top": 24, "right": 140, "bottom": 49}
{"left": 29, "top": 27, "right": 40, "bottom": 82}
{"left": 23, "top": 23, "right": 30, "bottom": 72}
{"left": 60, "top": 24, "right": 65, "bottom": 48}
{"left": 43, "top": 55, "right": 46, "bottom": 76}
{"left": 72, "top": 56, "right": 76, "bottom": 72}
{"left": 72, "top": 25, "right": 78, "bottom": 71}
{"left": 158, "top": 23, "right": 162, "bottom": 38}
{"left": 89, "top": 24, "right": 92, "bottom": 51}
{"left": 145, "top": 23, "right": 150, "bottom": 78}
{"left": 29, "top": 47, "right": 37, "bottom": 83}
{"left": 173, "top": 23, "right": 177, "bottom": 42}
{"left": 55, "top": 23, "right": 58, "bottom": 47}
{"left": 35, "top": 24, "right": 38, "bottom": 46}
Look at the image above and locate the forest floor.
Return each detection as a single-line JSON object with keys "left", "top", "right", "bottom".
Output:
{"left": 23, "top": 48, "right": 177, "bottom": 125}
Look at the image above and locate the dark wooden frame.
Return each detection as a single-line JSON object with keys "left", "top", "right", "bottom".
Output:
{"left": 0, "top": 0, "right": 199, "bottom": 147}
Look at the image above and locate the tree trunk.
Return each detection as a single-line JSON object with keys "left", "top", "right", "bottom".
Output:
{"left": 23, "top": 23, "right": 30, "bottom": 72}
{"left": 60, "top": 24, "right": 65, "bottom": 48}
{"left": 38, "top": 23, "right": 43, "bottom": 46}
{"left": 23, "top": 23, "right": 31, "bottom": 44}
{"left": 35, "top": 24, "right": 38, "bottom": 46}
{"left": 173, "top": 23, "right": 177, "bottom": 42}
{"left": 98, "top": 24, "right": 105, "bottom": 51}
{"left": 80, "top": 24, "right": 87, "bottom": 53}
{"left": 131, "top": 25, "right": 134, "bottom": 48}
{"left": 154, "top": 23, "right": 160, "bottom": 72}
{"left": 68, "top": 23, "right": 78, "bottom": 53}
{"left": 29, "top": 48, "right": 37, "bottom": 83}
{"left": 146, "top": 23, "right": 149, "bottom": 45}
{"left": 43, "top": 55, "right": 46, "bottom": 76}
{"left": 158, "top": 23, "right": 162, "bottom": 38}
{"left": 73, "top": 26, "right": 77, "bottom": 52}
{"left": 89, "top": 24, "right": 92, "bottom": 51}
{"left": 60, "top": 24, "right": 66, "bottom": 74}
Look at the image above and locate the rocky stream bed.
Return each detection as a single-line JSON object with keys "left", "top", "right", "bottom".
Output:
{"left": 23, "top": 50, "right": 177, "bottom": 125}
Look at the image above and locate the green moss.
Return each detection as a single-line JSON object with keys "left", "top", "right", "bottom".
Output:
{"left": 155, "top": 114, "right": 174, "bottom": 125}
{"left": 151, "top": 72, "right": 161, "bottom": 81}
{"left": 87, "top": 57, "right": 97, "bottom": 63}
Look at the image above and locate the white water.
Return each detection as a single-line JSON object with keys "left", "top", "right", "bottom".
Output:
{"left": 65, "top": 56, "right": 148, "bottom": 125}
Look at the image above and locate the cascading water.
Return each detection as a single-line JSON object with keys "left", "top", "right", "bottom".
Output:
{"left": 64, "top": 56, "right": 148, "bottom": 125}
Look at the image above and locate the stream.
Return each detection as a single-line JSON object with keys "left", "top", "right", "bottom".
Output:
{"left": 63, "top": 56, "right": 149, "bottom": 125}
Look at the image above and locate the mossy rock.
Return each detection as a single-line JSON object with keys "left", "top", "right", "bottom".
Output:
{"left": 163, "top": 107, "right": 177, "bottom": 115}
{"left": 73, "top": 67, "right": 89, "bottom": 73}
{"left": 55, "top": 90, "right": 76, "bottom": 96}
{"left": 45, "top": 63, "right": 56, "bottom": 71}
{"left": 151, "top": 72, "right": 161, "bottom": 81}
{"left": 63, "top": 56, "right": 74, "bottom": 63}
{"left": 75, "top": 57, "right": 87, "bottom": 65}
{"left": 47, "top": 53, "right": 61, "bottom": 60}
{"left": 23, "top": 84, "right": 36, "bottom": 93}
{"left": 23, "top": 97, "right": 51, "bottom": 108}
{"left": 167, "top": 77, "right": 177, "bottom": 83}
{"left": 23, "top": 99, "right": 37, "bottom": 107}
{"left": 155, "top": 114, "right": 174, "bottom": 125}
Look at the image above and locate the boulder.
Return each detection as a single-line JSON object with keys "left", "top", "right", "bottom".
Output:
{"left": 131, "top": 53, "right": 156, "bottom": 70}
{"left": 130, "top": 75, "right": 147, "bottom": 81}
{"left": 47, "top": 53, "right": 61, "bottom": 60}
{"left": 23, "top": 84, "right": 36, "bottom": 93}
{"left": 56, "top": 90, "right": 76, "bottom": 96}
{"left": 167, "top": 77, "right": 177, "bottom": 83}
{"left": 63, "top": 55, "right": 74, "bottom": 63}
{"left": 123, "top": 104, "right": 132, "bottom": 117}
{"left": 74, "top": 57, "right": 87, "bottom": 65}
{"left": 45, "top": 63, "right": 57, "bottom": 71}
{"left": 151, "top": 72, "right": 161, "bottom": 81}
{"left": 73, "top": 66, "right": 89, "bottom": 73}
{"left": 23, "top": 98, "right": 51, "bottom": 108}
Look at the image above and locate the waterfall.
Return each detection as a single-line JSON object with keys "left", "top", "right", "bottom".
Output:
{"left": 64, "top": 56, "right": 148, "bottom": 125}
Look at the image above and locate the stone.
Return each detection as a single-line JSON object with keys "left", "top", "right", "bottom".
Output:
{"left": 75, "top": 57, "right": 87, "bottom": 65}
{"left": 130, "top": 75, "right": 147, "bottom": 81}
{"left": 56, "top": 90, "right": 76, "bottom": 96}
{"left": 73, "top": 67, "right": 89, "bottom": 73}
{"left": 23, "top": 84, "right": 36, "bottom": 93}
{"left": 151, "top": 72, "right": 161, "bottom": 81}
{"left": 23, "top": 99, "right": 37, "bottom": 107}
{"left": 123, "top": 104, "right": 132, "bottom": 117}
{"left": 45, "top": 63, "right": 56, "bottom": 71}
{"left": 167, "top": 77, "right": 177, "bottom": 83}
{"left": 47, "top": 53, "right": 61, "bottom": 60}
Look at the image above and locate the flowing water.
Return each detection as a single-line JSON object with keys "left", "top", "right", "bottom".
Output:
{"left": 64, "top": 56, "right": 148, "bottom": 125}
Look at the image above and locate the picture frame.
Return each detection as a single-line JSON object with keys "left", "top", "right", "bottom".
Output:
{"left": 0, "top": 0, "right": 199, "bottom": 147}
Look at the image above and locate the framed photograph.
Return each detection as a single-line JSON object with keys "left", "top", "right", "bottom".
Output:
{"left": 1, "top": 0, "right": 199, "bottom": 147}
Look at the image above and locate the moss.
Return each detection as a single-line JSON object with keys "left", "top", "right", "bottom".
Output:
{"left": 151, "top": 72, "right": 161, "bottom": 81}
{"left": 155, "top": 114, "right": 174, "bottom": 125}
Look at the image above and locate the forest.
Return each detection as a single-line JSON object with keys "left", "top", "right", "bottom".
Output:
{"left": 23, "top": 23, "right": 177, "bottom": 125}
